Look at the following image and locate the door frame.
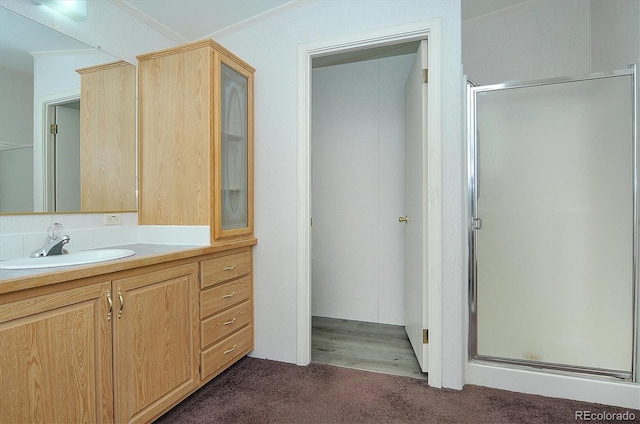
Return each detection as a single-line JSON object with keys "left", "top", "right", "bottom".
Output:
{"left": 296, "top": 18, "right": 443, "bottom": 387}
{"left": 35, "top": 90, "right": 80, "bottom": 212}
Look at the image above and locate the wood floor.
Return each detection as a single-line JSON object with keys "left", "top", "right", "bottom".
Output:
{"left": 311, "top": 316, "right": 427, "bottom": 380}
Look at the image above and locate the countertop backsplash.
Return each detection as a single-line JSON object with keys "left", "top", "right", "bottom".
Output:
{"left": 0, "top": 213, "right": 210, "bottom": 260}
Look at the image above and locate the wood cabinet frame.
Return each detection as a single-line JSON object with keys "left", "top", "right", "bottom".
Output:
{"left": 137, "top": 40, "right": 255, "bottom": 244}
{"left": 213, "top": 52, "right": 255, "bottom": 242}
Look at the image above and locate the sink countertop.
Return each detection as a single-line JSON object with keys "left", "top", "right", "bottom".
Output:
{"left": 0, "top": 239, "right": 257, "bottom": 295}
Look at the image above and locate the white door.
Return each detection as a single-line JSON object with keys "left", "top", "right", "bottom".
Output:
{"left": 54, "top": 103, "right": 81, "bottom": 211}
{"left": 403, "top": 40, "right": 428, "bottom": 372}
{"left": 311, "top": 54, "right": 413, "bottom": 325}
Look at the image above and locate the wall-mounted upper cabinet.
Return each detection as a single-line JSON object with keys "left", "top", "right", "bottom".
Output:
{"left": 137, "top": 40, "right": 255, "bottom": 243}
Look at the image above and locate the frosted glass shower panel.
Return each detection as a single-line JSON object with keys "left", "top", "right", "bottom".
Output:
{"left": 475, "top": 75, "right": 634, "bottom": 373}
{"left": 221, "top": 63, "right": 249, "bottom": 231}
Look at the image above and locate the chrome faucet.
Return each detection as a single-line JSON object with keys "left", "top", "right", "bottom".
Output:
{"left": 30, "top": 223, "right": 70, "bottom": 258}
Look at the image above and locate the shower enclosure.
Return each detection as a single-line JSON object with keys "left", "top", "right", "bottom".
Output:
{"left": 468, "top": 65, "right": 639, "bottom": 380}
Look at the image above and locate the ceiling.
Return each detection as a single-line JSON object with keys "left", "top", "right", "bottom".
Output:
{"left": 116, "top": 0, "right": 533, "bottom": 43}
{"left": 0, "top": 0, "right": 532, "bottom": 74}
{"left": 117, "top": 0, "right": 299, "bottom": 42}
{"left": 0, "top": 7, "right": 95, "bottom": 73}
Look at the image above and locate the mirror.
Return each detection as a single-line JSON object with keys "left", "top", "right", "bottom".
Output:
{"left": 0, "top": 6, "right": 136, "bottom": 214}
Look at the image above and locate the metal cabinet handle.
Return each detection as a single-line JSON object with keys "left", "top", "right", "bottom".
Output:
{"left": 223, "top": 265, "right": 237, "bottom": 271}
{"left": 224, "top": 344, "right": 237, "bottom": 355}
{"left": 223, "top": 317, "right": 237, "bottom": 326}
{"left": 107, "top": 289, "right": 113, "bottom": 321}
{"left": 222, "top": 291, "right": 236, "bottom": 299}
{"left": 118, "top": 288, "right": 124, "bottom": 318}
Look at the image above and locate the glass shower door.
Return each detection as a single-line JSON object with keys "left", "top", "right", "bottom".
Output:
{"left": 469, "top": 70, "right": 636, "bottom": 378}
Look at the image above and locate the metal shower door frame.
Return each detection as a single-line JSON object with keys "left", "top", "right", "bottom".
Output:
{"left": 467, "top": 64, "right": 639, "bottom": 382}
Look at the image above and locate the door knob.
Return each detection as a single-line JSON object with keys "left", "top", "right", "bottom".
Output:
{"left": 398, "top": 216, "right": 408, "bottom": 223}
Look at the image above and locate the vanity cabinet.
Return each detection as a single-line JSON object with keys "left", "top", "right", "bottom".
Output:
{"left": 137, "top": 39, "right": 254, "bottom": 243}
{"left": 0, "top": 281, "right": 114, "bottom": 423}
{"left": 0, "top": 262, "right": 198, "bottom": 424}
{"left": 113, "top": 263, "right": 199, "bottom": 423}
{"left": 77, "top": 60, "right": 137, "bottom": 212}
{"left": 0, "top": 245, "right": 254, "bottom": 423}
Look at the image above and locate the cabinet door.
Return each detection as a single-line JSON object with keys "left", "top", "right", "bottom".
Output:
{"left": 113, "top": 263, "right": 199, "bottom": 423}
{"left": 138, "top": 46, "right": 213, "bottom": 226}
{"left": 214, "top": 56, "right": 254, "bottom": 241}
{"left": 0, "top": 282, "right": 113, "bottom": 424}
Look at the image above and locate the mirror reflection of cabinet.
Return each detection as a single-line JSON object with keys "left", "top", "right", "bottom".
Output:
{"left": 76, "top": 61, "right": 137, "bottom": 212}
{"left": 137, "top": 40, "right": 254, "bottom": 243}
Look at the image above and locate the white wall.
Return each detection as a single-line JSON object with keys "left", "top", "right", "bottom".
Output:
{"left": 311, "top": 53, "right": 414, "bottom": 326}
{"left": 0, "top": 66, "right": 33, "bottom": 212}
{"left": 215, "top": 0, "right": 464, "bottom": 389}
{"left": 591, "top": 0, "right": 640, "bottom": 72}
{"left": 463, "top": 0, "right": 590, "bottom": 84}
{"left": 0, "top": 147, "right": 33, "bottom": 213}
{"left": 462, "top": 0, "right": 640, "bottom": 84}
{"left": 0, "top": 66, "right": 32, "bottom": 147}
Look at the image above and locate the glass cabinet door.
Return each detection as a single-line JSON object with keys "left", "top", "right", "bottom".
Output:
{"left": 218, "top": 62, "right": 251, "bottom": 237}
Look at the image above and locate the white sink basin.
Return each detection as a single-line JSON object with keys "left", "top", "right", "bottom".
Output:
{"left": 0, "top": 249, "right": 136, "bottom": 270}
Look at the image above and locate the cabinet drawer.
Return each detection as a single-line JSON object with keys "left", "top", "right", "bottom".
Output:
{"left": 201, "top": 300, "right": 252, "bottom": 348}
{"left": 200, "top": 275, "right": 251, "bottom": 318}
{"left": 201, "top": 324, "right": 253, "bottom": 380}
{"left": 200, "top": 250, "right": 252, "bottom": 289}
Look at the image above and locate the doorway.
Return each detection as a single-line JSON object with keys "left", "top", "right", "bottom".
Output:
{"left": 39, "top": 94, "right": 81, "bottom": 212}
{"left": 310, "top": 43, "right": 419, "bottom": 377}
{"left": 47, "top": 101, "right": 81, "bottom": 212}
{"left": 310, "top": 44, "right": 416, "bottom": 325}
{"left": 298, "top": 19, "right": 443, "bottom": 387}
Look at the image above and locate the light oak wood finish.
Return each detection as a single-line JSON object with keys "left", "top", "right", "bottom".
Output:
{"left": 113, "top": 263, "right": 199, "bottom": 423}
{"left": 137, "top": 46, "right": 211, "bottom": 225}
{"left": 0, "top": 282, "right": 113, "bottom": 423}
{"left": 201, "top": 323, "right": 253, "bottom": 379}
{"left": 0, "top": 241, "right": 256, "bottom": 424}
{"left": 201, "top": 300, "right": 251, "bottom": 347}
{"left": 137, "top": 39, "right": 255, "bottom": 243}
{"left": 200, "top": 275, "right": 251, "bottom": 318}
{"left": 77, "top": 61, "right": 136, "bottom": 212}
{"left": 200, "top": 249, "right": 252, "bottom": 288}
{"left": 199, "top": 247, "right": 253, "bottom": 380}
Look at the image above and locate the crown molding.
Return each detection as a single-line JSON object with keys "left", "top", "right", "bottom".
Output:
{"left": 108, "top": 0, "right": 314, "bottom": 44}
{"left": 463, "top": 0, "right": 536, "bottom": 25}
{"left": 108, "top": 0, "right": 188, "bottom": 44}
{"left": 206, "top": 0, "right": 316, "bottom": 39}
